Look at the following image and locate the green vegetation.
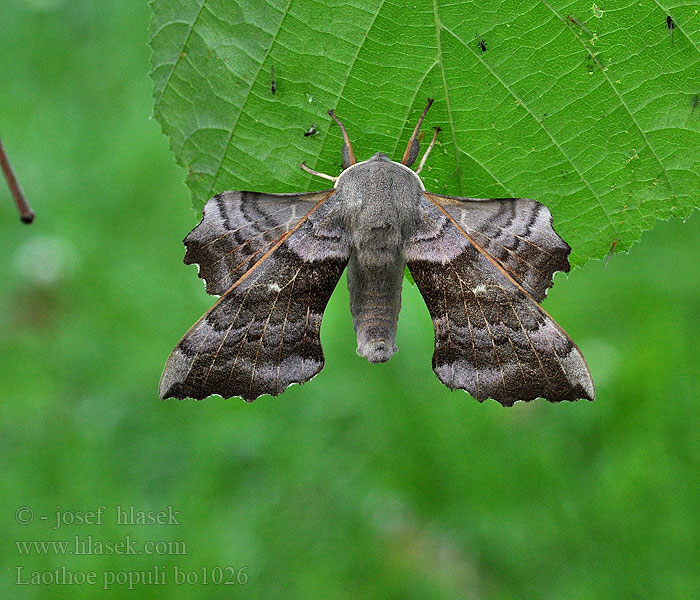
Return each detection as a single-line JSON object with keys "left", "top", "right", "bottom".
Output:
{"left": 1, "top": 2, "right": 699, "bottom": 598}
{"left": 151, "top": 0, "right": 700, "bottom": 266}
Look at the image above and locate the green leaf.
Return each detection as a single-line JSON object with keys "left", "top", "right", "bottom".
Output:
{"left": 150, "top": 0, "right": 700, "bottom": 266}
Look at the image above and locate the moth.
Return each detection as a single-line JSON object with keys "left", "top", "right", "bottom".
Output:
{"left": 160, "top": 99, "right": 595, "bottom": 406}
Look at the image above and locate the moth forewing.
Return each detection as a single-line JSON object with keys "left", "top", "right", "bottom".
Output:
{"left": 159, "top": 189, "right": 348, "bottom": 401}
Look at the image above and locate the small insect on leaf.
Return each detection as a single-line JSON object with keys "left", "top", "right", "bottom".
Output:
{"left": 160, "top": 99, "right": 594, "bottom": 406}
{"left": 604, "top": 239, "right": 618, "bottom": 267}
{"left": 566, "top": 15, "right": 592, "bottom": 37}
{"left": 270, "top": 65, "right": 276, "bottom": 95}
{"left": 476, "top": 33, "right": 487, "bottom": 52}
{"left": 667, "top": 15, "right": 675, "bottom": 45}
{"left": 303, "top": 124, "right": 318, "bottom": 137}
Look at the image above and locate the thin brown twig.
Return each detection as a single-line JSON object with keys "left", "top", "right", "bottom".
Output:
{"left": 0, "top": 136, "right": 34, "bottom": 224}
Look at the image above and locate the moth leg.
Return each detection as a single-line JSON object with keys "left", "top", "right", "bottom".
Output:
{"left": 414, "top": 127, "right": 441, "bottom": 175}
{"left": 300, "top": 162, "right": 338, "bottom": 183}
{"left": 401, "top": 98, "right": 434, "bottom": 166}
{"left": 328, "top": 109, "right": 356, "bottom": 167}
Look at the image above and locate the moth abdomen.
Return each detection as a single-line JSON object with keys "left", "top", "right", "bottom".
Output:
{"left": 347, "top": 255, "right": 404, "bottom": 364}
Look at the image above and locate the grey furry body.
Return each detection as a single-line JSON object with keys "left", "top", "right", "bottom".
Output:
{"left": 338, "top": 153, "right": 423, "bottom": 362}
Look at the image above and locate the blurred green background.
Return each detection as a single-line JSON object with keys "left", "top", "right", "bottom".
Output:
{"left": 1, "top": 1, "right": 699, "bottom": 598}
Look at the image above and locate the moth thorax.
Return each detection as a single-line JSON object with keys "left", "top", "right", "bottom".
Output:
{"left": 334, "top": 156, "right": 426, "bottom": 191}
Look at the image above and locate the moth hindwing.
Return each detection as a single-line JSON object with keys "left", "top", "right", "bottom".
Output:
{"left": 161, "top": 99, "right": 594, "bottom": 405}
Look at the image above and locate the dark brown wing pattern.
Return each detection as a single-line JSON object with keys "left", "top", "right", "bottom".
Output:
{"left": 425, "top": 192, "right": 571, "bottom": 301}
{"left": 160, "top": 190, "right": 349, "bottom": 401}
{"left": 407, "top": 193, "right": 594, "bottom": 406}
{"left": 184, "top": 190, "right": 338, "bottom": 296}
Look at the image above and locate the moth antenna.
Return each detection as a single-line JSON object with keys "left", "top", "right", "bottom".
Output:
{"left": 300, "top": 162, "right": 338, "bottom": 183}
{"left": 401, "top": 98, "right": 434, "bottom": 165}
{"left": 414, "top": 127, "right": 441, "bottom": 175}
{"left": 328, "top": 109, "right": 356, "bottom": 165}
{"left": 0, "top": 136, "right": 34, "bottom": 224}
